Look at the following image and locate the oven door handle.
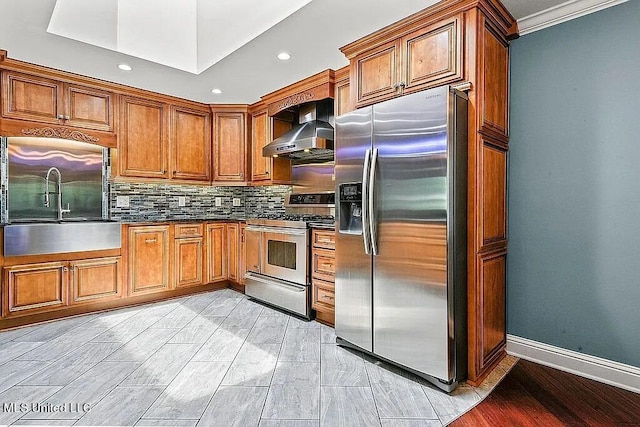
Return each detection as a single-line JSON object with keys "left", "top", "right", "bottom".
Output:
{"left": 245, "top": 272, "right": 307, "bottom": 291}
{"left": 247, "top": 226, "right": 307, "bottom": 236}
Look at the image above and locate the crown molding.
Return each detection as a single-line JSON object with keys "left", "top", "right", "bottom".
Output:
{"left": 517, "top": 0, "right": 628, "bottom": 36}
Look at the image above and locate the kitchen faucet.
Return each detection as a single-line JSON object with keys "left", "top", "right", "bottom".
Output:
{"left": 44, "top": 167, "right": 71, "bottom": 220}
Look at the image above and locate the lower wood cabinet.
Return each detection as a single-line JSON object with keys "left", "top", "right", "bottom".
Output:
{"left": 128, "top": 225, "right": 170, "bottom": 296}
{"left": 3, "top": 256, "right": 122, "bottom": 318}
{"left": 239, "top": 223, "right": 247, "bottom": 286}
{"left": 3, "top": 262, "right": 68, "bottom": 318}
{"left": 311, "top": 228, "right": 336, "bottom": 326}
{"left": 205, "top": 223, "right": 227, "bottom": 283}
{"left": 70, "top": 257, "right": 121, "bottom": 304}
{"left": 227, "top": 223, "right": 239, "bottom": 283}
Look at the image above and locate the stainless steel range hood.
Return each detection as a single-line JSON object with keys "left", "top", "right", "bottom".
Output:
{"left": 262, "top": 100, "right": 334, "bottom": 161}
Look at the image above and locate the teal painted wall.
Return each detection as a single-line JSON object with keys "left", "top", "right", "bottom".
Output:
{"left": 508, "top": 1, "right": 640, "bottom": 367}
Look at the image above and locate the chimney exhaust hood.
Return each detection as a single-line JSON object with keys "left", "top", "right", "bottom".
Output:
{"left": 262, "top": 100, "right": 334, "bottom": 161}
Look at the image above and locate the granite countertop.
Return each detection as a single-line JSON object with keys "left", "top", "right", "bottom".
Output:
{"left": 119, "top": 216, "right": 247, "bottom": 225}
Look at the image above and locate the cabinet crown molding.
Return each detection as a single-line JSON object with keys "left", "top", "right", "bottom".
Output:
{"left": 340, "top": 0, "right": 517, "bottom": 59}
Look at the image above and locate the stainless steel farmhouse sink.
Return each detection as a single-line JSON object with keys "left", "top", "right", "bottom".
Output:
{"left": 4, "top": 221, "right": 121, "bottom": 257}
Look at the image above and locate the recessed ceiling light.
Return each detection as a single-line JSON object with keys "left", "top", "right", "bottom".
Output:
{"left": 211, "top": 88, "right": 223, "bottom": 94}
{"left": 277, "top": 52, "right": 291, "bottom": 61}
{"left": 117, "top": 63, "right": 132, "bottom": 71}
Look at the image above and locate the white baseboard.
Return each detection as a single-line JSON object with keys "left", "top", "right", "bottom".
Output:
{"left": 507, "top": 334, "right": 640, "bottom": 394}
{"left": 518, "top": 0, "right": 629, "bottom": 35}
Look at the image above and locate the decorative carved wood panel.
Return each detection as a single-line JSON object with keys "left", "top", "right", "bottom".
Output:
{"left": 227, "top": 224, "right": 239, "bottom": 282}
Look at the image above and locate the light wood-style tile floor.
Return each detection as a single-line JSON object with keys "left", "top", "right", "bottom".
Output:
{"left": 0, "top": 289, "right": 517, "bottom": 426}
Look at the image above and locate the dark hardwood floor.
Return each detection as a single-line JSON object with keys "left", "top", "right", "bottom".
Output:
{"left": 452, "top": 359, "right": 640, "bottom": 426}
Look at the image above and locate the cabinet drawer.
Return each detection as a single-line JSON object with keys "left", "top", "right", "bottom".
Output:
{"left": 312, "top": 229, "right": 335, "bottom": 250}
{"left": 312, "top": 279, "right": 335, "bottom": 312}
{"left": 312, "top": 248, "right": 335, "bottom": 282}
{"left": 175, "top": 223, "right": 203, "bottom": 238}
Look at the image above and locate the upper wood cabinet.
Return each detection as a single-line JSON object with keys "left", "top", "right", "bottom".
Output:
{"left": 250, "top": 106, "right": 292, "bottom": 184}
{"left": 335, "top": 67, "right": 353, "bottom": 117}
{"left": 119, "top": 96, "right": 169, "bottom": 179}
{"left": 1, "top": 70, "right": 116, "bottom": 132}
{"left": 211, "top": 106, "right": 248, "bottom": 183}
{"left": 349, "top": 14, "right": 463, "bottom": 108}
{"left": 119, "top": 98, "right": 211, "bottom": 182}
{"left": 171, "top": 106, "right": 211, "bottom": 181}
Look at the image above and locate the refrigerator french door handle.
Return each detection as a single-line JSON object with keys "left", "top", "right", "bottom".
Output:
{"left": 362, "top": 148, "right": 372, "bottom": 255}
{"left": 369, "top": 148, "right": 379, "bottom": 256}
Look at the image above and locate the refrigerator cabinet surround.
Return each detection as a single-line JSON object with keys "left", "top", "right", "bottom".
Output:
{"left": 335, "top": 86, "right": 468, "bottom": 392}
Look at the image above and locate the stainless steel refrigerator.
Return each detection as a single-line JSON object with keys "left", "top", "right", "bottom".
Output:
{"left": 335, "top": 85, "right": 467, "bottom": 392}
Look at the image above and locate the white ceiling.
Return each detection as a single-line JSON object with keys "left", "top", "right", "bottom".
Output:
{"left": 0, "top": 0, "right": 568, "bottom": 104}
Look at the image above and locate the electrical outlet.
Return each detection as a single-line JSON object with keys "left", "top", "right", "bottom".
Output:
{"left": 215, "top": 197, "right": 222, "bottom": 207}
{"left": 178, "top": 196, "right": 186, "bottom": 207}
{"left": 116, "top": 196, "right": 130, "bottom": 208}
{"left": 233, "top": 198, "right": 241, "bottom": 207}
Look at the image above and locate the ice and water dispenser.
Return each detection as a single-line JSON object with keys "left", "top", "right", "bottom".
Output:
{"left": 338, "top": 182, "right": 363, "bottom": 234}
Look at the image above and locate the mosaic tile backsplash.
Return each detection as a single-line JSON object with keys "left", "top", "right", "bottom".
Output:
{"left": 109, "top": 182, "right": 291, "bottom": 222}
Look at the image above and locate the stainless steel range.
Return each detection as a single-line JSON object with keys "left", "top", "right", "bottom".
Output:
{"left": 244, "top": 193, "right": 334, "bottom": 319}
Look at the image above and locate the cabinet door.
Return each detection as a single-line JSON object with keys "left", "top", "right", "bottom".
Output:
{"left": 65, "top": 84, "right": 115, "bottom": 132}
{"left": 119, "top": 96, "right": 168, "bottom": 178}
{"left": 171, "top": 106, "right": 211, "bottom": 181}
{"left": 335, "top": 77, "right": 352, "bottom": 117}
{"left": 174, "top": 237, "right": 204, "bottom": 288}
{"left": 128, "top": 226, "right": 170, "bottom": 295}
{"left": 1, "top": 71, "right": 62, "bottom": 124}
{"left": 3, "top": 262, "right": 68, "bottom": 318}
{"left": 70, "top": 257, "right": 121, "bottom": 304}
{"left": 239, "top": 223, "right": 247, "bottom": 285}
{"left": 352, "top": 39, "right": 401, "bottom": 107}
{"left": 213, "top": 111, "right": 246, "bottom": 182}
{"left": 401, "top": 15, "right": 462, "bottom": 94}
{"left": 227, "top": 223, "right": 239, "bottom": 282}
{"left": 205, "top": 224, "right": 227, "bottom": 283}
{"left": 251, "top": 109, "right": 271, "bottom": 181}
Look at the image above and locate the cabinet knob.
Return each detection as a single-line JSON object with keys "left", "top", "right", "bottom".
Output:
{"left": 64, "top": 115, "right": 70, "bottom": 120}
{"left": 57, "top": 114, "right": 64, "bottom": 120}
